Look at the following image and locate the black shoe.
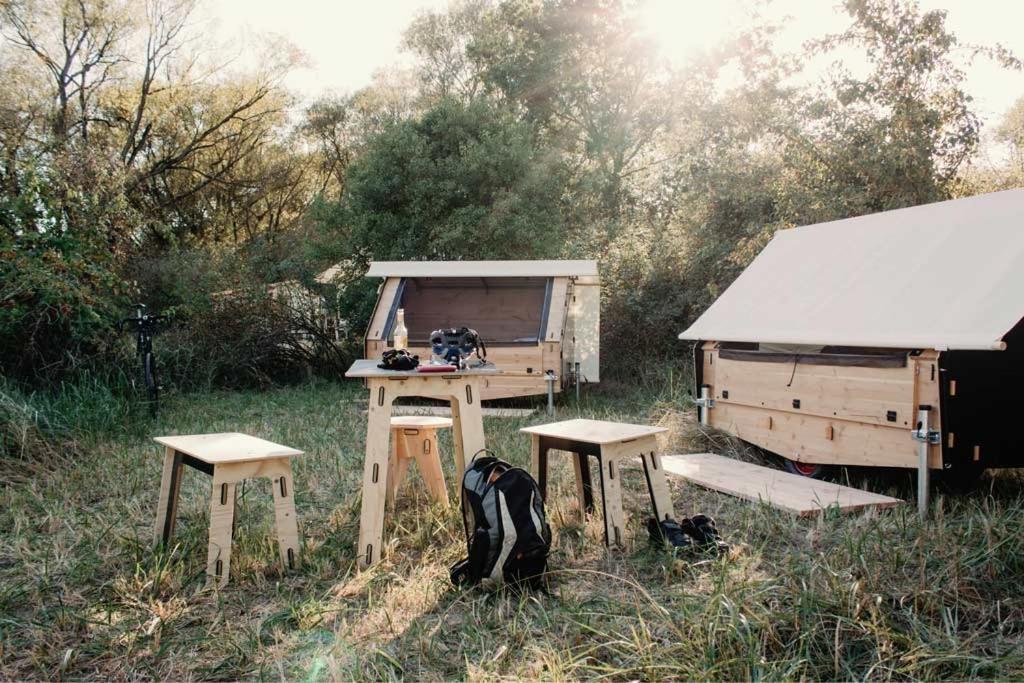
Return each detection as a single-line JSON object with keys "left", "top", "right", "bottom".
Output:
{"left": 647, "top": 517, "right": 693, "bottom": 549}
{"left": 681, "top": 514, "right": 730, "bottom": 555}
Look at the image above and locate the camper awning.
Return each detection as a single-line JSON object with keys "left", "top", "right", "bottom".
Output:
{"left": 363, "top": 260, "right": 598, "bottom": 278}
{"left": 679, "top": 189, "right": 1024, "bottom": 351}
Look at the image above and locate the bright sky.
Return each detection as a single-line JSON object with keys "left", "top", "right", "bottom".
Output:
{"left": 200, "top": 0, "right": 1024, "bottom": 130}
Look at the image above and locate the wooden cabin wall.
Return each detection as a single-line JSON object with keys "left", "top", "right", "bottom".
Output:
{"left": 700, "top": 341, "right": 942, "bottom": 469}
{"left": 568, "top": 276, "right": 600, "bottom": 382}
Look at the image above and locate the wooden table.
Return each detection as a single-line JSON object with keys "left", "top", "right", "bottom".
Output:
{"left": 153, "top": 433, "right": 303, "bottom": 587}
{"left": 345, "top": 359, "right": 497, "bottom": 568}
{"left": 521, "top": 419, "right": 671, "bottom": 548}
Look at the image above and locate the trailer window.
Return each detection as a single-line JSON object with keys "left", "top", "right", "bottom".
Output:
{"left": 718, "top": 342, "right": 909, "bottom": 368}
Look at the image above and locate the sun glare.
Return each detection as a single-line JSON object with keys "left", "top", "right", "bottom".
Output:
{"left": 635, "top": 0, "right": 737, "bottom": 64}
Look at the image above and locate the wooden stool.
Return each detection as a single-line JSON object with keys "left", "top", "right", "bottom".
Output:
{"left": 152, "top": 433, "right": 303, "bottom": 588}
{"left": 386, "top": 416, "right": 454, "bottom": 508}
{"left": 521, "top": 419, "right": 672, "bottom": 548}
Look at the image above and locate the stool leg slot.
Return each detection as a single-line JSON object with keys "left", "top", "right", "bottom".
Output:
{"left": 598, "top": 449, "right": 626, "bottom": 550}
{"left": 271, "top": 461, "right": 301, "bottom": 574}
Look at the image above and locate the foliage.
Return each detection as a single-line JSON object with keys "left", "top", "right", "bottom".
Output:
{"left": 2, "top": 0, "right": 1023, "bottom": 388}
{"left": 795, "top": 0, "right": 1021, "bottom": 216}
{"left": 0, "top": 152, "right": 132, "bottom": 382}
{"left": 337, "top": 97, "right": 568, "bottom": 262}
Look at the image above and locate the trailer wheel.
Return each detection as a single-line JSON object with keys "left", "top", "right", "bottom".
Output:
{"left": 782, "top": 458, "right": 830, "bottom": 479}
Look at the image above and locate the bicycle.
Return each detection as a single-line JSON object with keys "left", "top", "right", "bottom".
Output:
{"left": 121, "top": 304, "right": 167, "bottom": 417}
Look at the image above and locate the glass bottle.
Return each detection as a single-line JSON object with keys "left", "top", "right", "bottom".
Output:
{"left": 393, "top": 308, "right": 408, "bottom": 350}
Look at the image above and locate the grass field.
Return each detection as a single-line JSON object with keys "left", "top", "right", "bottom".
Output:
{"left": 2, "top": 376, "right": 1023, "bottom": 680}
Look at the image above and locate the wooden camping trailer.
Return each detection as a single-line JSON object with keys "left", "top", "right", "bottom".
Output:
{"left": 680, "top": 189, "right": 1024, "bottom": 480}
{"left": 359, "top": 260, "right": 600, "bottom": 400}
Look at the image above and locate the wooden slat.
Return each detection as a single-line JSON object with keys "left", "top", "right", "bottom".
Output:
{"left": 661, "top": 453, "right": 902, "bottom": 517}
{"left": 544, "top": 278, "right": 569, "bottom": 343}
{"left": 366, "top": 278, "right": 400, "bottom": 340}
{"left": 710, "top": 401, "right": 940, "bottom": 468}
{"left": 389, "top": 406, "right": 535, "bottom": 418}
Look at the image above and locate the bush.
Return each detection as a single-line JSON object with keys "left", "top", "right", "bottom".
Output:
{"left": 156, "top": 288, "right": 353, "bottom": 391}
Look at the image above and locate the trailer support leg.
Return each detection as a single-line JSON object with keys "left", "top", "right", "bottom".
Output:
{"left": 696, "top": 385, "right": 713, "bottom": 427}
{"left": 912, "top": 404, "right": 939, "bottom": 519}
{"left": 545, "top": 371, "right": 557, "bottom": 417}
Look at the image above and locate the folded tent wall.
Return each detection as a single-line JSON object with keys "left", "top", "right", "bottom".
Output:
{"left": 356, "top": 260, "right": 600, "bottom": 400}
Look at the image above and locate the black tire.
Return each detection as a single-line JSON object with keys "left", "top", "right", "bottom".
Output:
{"left": 782, "top": 457, "right": 831, "bottom": 479}
{"left": 144, "top": 352, "right": 159, "bottom": 417}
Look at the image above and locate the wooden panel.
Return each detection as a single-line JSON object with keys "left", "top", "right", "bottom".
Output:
{"left": 153, "top": 433, "right": 302, "bottom": 463}
{"left": 709, "top": 401, "right": 942, "bottom": 469}
{"left": 479, "top": 375, "right": 551, "bottom": 400}
{"left": 570, "top": 281, "right": 601, "bottom": 382}
{"left": 367, "top": 278, "right": 400, "bottom": 341}
{"left": 661, "top": 453, "right": 902, "bottom": 517}
{"left": 520, "top": 418, "right": 666, "bottom": 444}
{"left": 714, "top": 351, "right": 916, "bottom": 428}
{"left": 390, "top": 406, "right": 536, "bottom": 418}
{"left": 366, "top": 260, "right": 598, "bottom": 278}
{"left": 544, "top": 278, "right": 569, "bottom": 343}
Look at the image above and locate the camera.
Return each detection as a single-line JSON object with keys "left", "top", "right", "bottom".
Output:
{"left": 430, "top": 327, "right": 486, "bottom": 367}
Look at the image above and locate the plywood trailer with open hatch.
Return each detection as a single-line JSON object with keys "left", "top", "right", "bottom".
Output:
{"left": 679, "top": 189, "right": 1024, "bottom": 483}
{"left": 356, "top": 260, "right": 600, "bottom": 401}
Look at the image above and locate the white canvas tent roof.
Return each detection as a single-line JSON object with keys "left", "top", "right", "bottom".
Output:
{"left": 679, "top": 189, "right": 1024, "bottom": 351}
{"left": 363, "top": 260, "right": 598, "bottom": 278}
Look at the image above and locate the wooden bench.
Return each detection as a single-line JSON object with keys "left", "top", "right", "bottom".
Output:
{"left": 153, "top": 433, "right": 302, "bottom": 588}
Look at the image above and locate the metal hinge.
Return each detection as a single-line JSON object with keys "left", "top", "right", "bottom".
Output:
{"left": 695, "top": 397, "right": 716, "bottom": 410}
{"left": 911, "top": 425, "right": 940, "bottom": 444}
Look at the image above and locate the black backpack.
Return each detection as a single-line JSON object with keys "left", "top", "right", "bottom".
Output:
{"left": 450, "top": 452, "right": 551, "bottom": 588}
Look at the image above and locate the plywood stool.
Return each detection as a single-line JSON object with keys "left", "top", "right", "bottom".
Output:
{"left": 152, "top": 433, "right": 303, "bottom": 588}
{"left": 387, "top": 416, "right": 454, "bottom": 508}
{"left": 521, "top": 419, "right": 671, "bottom": 548}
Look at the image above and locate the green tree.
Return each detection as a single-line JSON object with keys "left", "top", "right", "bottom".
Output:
{"left": 336, "top": 97, "right": 568, "bottom": 263}
{"left": 794, "top": 0, "right": 1021, "bottom": 216}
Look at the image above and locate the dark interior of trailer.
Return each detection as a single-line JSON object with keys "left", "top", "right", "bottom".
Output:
{"left": 716, "top": 341, "right": 910, "bottom": 368}
{"left": 385, "top": 276, "right": 552, "bottom": 344}
{"left": 939, "top": 317, "right": 1024, "bottom": 471}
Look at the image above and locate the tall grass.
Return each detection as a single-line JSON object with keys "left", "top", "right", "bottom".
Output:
{"left": 1, "top": 376, "right": 1022, "bottom": 680}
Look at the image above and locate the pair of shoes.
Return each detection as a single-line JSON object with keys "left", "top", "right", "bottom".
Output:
{"left": 680, "top": 514, "right": 730, "bottom": 555}
{"left": 647, "top": 514, "right": 730, "bottom": 555}
{"left": 647, "top": 517, "right": 693, "bottom": 549}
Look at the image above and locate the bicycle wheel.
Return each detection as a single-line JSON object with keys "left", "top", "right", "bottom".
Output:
{"left": 144, "top": 352, "right": 159, "bottom": 417}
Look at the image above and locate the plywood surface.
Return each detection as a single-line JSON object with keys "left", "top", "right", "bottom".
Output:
{"left": 154, "top": 433, "right": 302, "bottom": 463}
{"left": 389, "top": 405, "right": 536, "bottom": 418}
{"left": 521, "top": 418, "right": 667, "bottom": 444}
{"left": 390, "top": 415, "right": 453, "bottom": 428}
{"left": 345, "top": 359, "right": 499, "bottom": 378}
{"left": 661, "top": 453, "right": 902, "bottom": 516}
{"left": 365, "top": 260, "right": 599, "bottom": 278}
